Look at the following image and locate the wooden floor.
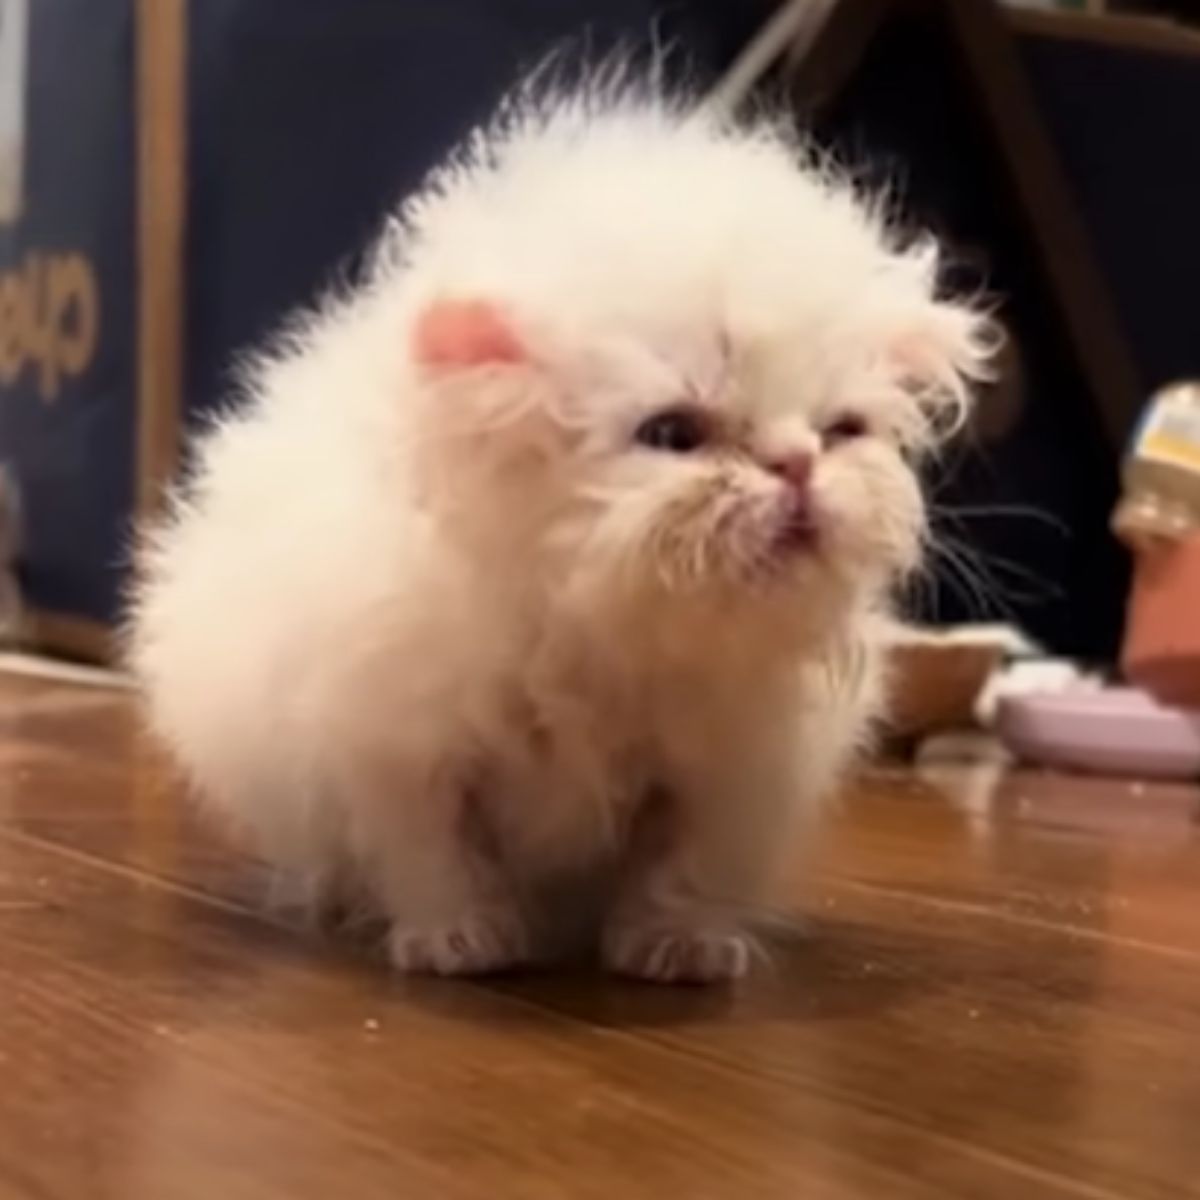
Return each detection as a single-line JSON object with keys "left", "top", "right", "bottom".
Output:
{"left": 2, "top": 670, "right": 1199, "bottom": 1199}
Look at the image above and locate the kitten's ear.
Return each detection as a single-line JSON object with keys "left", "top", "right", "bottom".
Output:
{"left": 888, "top": 300, "right": 1000, "bottom": 439}
{"left": 412, "top": 298, "right": 528, "bottom": 371}
{"left": 410, "top": 297, "right": 563, "bottom": 459}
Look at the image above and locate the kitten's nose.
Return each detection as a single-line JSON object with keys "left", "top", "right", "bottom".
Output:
{"left": 765, "top": 452, "right": 813, "bottom": 494}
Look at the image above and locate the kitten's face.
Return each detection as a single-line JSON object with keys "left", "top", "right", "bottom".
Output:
{"left": 412, "top": 297, "right": 987, "bottom": 632}
{"left": 555, "top": 331, "right": 926, "bottom": 611}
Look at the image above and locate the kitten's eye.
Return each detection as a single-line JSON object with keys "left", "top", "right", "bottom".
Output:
{"left": 821, "top": 413, "right": 868, "bottom": 448}
{"left": 634, "top": 407, "right": 710, "bottom": 453}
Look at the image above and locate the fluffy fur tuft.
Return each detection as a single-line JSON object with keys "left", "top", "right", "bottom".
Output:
{"left": 127, "top": 80, "right": 994, "bottom": 983}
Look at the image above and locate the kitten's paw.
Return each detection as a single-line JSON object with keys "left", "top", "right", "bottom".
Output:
{"left": 388, "top": 910, "right": 528, "bottom": 976}
{"left": 603, "top": 923, "right": 754, "bottom": 985}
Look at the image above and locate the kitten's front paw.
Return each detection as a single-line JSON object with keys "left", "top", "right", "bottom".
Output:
{"left": 389, "top": 910, "right": 528, "bottom": 976}
{"left": 603, "top": 922, "right": 754, "bottom": 985}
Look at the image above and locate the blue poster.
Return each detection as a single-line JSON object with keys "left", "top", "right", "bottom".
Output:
{"left": 0, "top": 1, "right": 136, "bottom": 628}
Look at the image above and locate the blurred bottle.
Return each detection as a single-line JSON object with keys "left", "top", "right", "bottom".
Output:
{"left": 1114, "top": 382, "right": 1200, "bottom": 706}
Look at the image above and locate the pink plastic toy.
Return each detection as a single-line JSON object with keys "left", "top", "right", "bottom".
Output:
{"left": 995, "top": 686, "right": 1200, "bottom": 780}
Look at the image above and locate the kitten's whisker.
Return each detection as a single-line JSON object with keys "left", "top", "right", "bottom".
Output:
{"left": 938, "top": 529, "right": 1060, "bottom": 601}
{"left": 922, "top": 536, "right": 1009, "bottom": 619}
{"left": 930, "top": 501, "right": 1069, "bottom": 536}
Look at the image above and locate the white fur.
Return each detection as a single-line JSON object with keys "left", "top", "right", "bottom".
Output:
{"left": 128, "top": 83, "right": 994, "bottom": 983}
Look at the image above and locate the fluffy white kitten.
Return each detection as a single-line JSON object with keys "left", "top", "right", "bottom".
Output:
{"left": 129, "top": 82, "right": 993, "bottom": 983}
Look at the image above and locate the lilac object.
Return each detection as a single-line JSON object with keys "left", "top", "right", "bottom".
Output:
{"left": 995, "top": 687, "right": 1200, "bottom": 780}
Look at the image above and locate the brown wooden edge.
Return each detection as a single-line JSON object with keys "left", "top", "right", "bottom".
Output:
{"left": 24, "top": 611, "right": 113, "bottom": 664}
{"left": 783, "top": 0, "right": 894, "bottom": 118}
{"left": 29, "top": 0, "right": 187, "bottom": 665}
{"left": 783, "top": 0, "right": 1144, "bottom": 451}
{"left": 1008, "top": 8, "right": 1200, "bottom": 60}
{"left": 135, "top": 0, "right": 188, "bottom": 522}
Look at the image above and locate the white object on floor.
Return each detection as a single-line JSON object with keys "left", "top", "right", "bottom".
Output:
{"left": 914, "top": 732, "right": 1014, "bottom": 839}
{"left": 975, "top": 656, "right": 1102, "bottom": 726}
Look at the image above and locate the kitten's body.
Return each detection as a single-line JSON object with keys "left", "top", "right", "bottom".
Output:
{"left": 129, "top": 84, "right": 991, "bottom": 981}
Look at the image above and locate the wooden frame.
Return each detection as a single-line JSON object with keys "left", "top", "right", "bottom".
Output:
{"left": 782, "top": 0, "right": 1145, "bottom": 453}
{"left": 28, "top": 0, "right": 188, "bottom": 663}
{"left": 135, "top": 0, "right": 187, "bottom": 522}
{"left": 1009, "top": 7, "right": 1200, "bottom": 58}
{"left": 24, "top": 610, "right": 116, "bottom": 663}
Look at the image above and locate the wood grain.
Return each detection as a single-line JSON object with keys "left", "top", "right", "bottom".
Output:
{"left": 1, "top": 670, "right": 1199, "bottom": 1199}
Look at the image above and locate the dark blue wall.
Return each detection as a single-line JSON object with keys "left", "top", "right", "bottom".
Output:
{"left": 0, "top": 0, "right": 136, "bottom": 624}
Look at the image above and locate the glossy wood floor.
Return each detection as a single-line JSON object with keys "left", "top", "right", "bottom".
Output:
{"left": 2, "top": 669, "right": 1199, "bottom": 1199}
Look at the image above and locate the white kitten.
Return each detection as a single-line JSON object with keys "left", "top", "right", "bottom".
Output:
{"left": 128, "top": 81, "right": 994, "bottom": 983}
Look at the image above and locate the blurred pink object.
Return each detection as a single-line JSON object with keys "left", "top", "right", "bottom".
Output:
{"left": 1122, "top": 534, "right": 1200, "bottom": 708}
{"left": 996, "top": 686, "right": 1200, "bottom": 779}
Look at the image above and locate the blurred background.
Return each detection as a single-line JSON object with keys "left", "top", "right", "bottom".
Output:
{"left": 0, "top": 0, "right": 1197, "bottom": 669}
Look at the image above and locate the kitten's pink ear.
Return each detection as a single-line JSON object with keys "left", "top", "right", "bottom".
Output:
{"left": 412, "top": 298, "right": 527, "bottom": 370}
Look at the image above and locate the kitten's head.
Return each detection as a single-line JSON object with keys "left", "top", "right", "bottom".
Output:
{"left": 395, "top": 98, "right": 996, "bottom": 644}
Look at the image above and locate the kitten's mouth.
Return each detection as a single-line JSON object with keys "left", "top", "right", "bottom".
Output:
{"left": 771, "top": 499, "right": 821, "bottom": 558}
